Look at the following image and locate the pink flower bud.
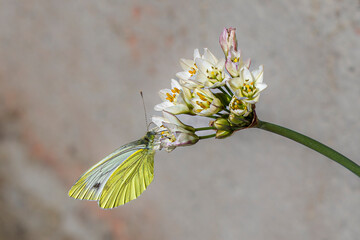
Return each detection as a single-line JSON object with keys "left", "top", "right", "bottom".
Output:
{"left": 219, "top": 27, "right": 237, "bottom": 57}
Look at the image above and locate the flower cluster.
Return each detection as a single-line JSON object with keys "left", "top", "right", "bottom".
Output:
{"left": 152, "top": 28, "right": 267, "bottom": 151}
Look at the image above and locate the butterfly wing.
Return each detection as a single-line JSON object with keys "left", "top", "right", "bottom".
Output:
{"left": 99, "top": 149, "right": 154, "bottom": 208}
{"left": 68, "top": 138, "right": 155, "bottom": 208}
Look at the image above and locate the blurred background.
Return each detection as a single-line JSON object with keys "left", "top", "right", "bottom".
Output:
{"left": 1, "top": 0, "right": 360, "bottom": 239}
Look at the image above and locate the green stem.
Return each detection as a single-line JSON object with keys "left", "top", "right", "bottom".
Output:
{"left": 256, "top": 120, "right": 360, "bottom": 178}
{"left": 218, "top": 87, "right": 229, "bottom": 96}
{"left": 203, "top": 115, "right": 218, "bottom": 119}
{"left": 195, "top": 127, "right": 216, "bottom": 132}
{"left": 224, "top": 85, "right": 234, "bottom": 97}
{"left": 199, "top": 134, "right": 216, "bottom": 140}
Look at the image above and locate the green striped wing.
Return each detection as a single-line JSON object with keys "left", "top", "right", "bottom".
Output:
{"left": 68, "top": 138, "right": 155, "bottom": 208}
{"left": 99, "top": 149, "right": 154, "bottom": 208}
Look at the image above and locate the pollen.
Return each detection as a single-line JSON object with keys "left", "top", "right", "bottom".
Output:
{"left": 244, "top": 84, "right": 252, "bottom": 93}
{"left": 233, "top": 58, "right": 238, "bottom": 63}
{"left": 188, "top": 68, "right": 196, "bottom": 75}
{"left": 171, "top": 87, "right": 180, "bottom": 94}
{"left": 196, "top": 92, "right": 208, "bottom": 101}
{"left": 166, "top": 93, "right": 175, "bottom": 102}
{"left": 198, "top": 102, "right": 207, "bottom": 109}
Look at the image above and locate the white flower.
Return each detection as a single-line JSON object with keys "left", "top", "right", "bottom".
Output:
{"left": 154, "top": 79, "right": 193, "bottom": 115}
{"left": 152, "top": 111, "right": 199, "bottom": 152}
{"left": 225, "top": 47, "right": 251, "bottom": 78}
{"left": 176, "top": 49, "right": 202, "bottom": 89}
{"left": 195, "top": 50, "right": 230, "bottom": 89}
{"left": 175, "top": 49, "right": 198, "bottom": 76}
{"left": 190, "top": 88, "right": 223, "bottom": 116}
{"left": 229, "top": 96, "right": 252, "bottom": 117}
{"left": 228, "top": 65, "right": 267, "bottom": 103}
{"left": 176, "top": 48, "right": 221, "bottom": 89}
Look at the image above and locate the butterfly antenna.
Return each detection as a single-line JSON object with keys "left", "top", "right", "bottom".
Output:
{"left": 140, "top": 91, "right": 149, "bottom": 131}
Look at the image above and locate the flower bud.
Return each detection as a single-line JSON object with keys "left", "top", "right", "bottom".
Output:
{"left": 229, "top": 112, "right": 248, "bottom": 126}
{"left": 215, "top": 129, "right": 234, "bottom": 139}
{"left": 219, "top": 28, "right": 237, "bottom": 57}
{"left": 211, "top": 118, "right": 231, "bottom": 131}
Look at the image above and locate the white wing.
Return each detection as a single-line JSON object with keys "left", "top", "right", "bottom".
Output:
{"left": 68, "top": 140, "right": 147, "bottom": 201}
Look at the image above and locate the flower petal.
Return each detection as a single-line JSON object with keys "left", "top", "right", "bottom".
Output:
{"left": 193, "top": 48, "right": 201, "bottom": 59}
{"left": 179, "top": 58, "right": 195, "bottom": 70}
{"left": 228, "top": 77, "right": 242, "bottom": 90}
{"left": 203, "top": 48, "right": 218, "bottom": 65}
{"left": 164, "top": 104, "right": 190, "bottom": 115}
{"left": 154, "top": 101, "right": 173, "bottom": 111}
{"left": 195, "top": 58, "right": 213, "bottom": 74}
{"left": 176, "top": 71, "right": 191, "bottom": 80}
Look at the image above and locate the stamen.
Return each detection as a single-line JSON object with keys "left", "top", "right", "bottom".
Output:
{"left": 171, "top": 87, "right": 180, "bottom": 94}
{"left": 166, "top": 93, "right": 174, "bottom": 102}
{"left": 197, "top": 92, "right": 208, "bottom": 101}
{"left": 188, "top": 68, "right": 196, "bottom": 75}
{"left": 199, "top": 102, "right": 207, "bottom": 109}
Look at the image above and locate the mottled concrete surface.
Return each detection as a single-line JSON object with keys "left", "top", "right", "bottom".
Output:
{"left": 1, "top": 0, "right": 360, "bottom": 239}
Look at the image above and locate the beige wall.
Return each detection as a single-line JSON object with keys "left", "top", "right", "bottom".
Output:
{"left": 0, "top": 1, "right": 360, "bottom": 239}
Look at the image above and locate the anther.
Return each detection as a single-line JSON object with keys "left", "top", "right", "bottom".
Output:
{"left": 166, "top": 93, "right": 174, "bottom": 102}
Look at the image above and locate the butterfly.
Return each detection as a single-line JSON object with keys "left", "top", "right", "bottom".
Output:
{"left": 68, "top": 131, "right": 156, "bottom": 209}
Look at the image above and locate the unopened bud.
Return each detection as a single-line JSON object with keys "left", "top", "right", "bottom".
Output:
{"left": 229, "top": 112, "right": 248, "bottom": 126}
{"left": 215, "top": 129, "right": 234, "bottom": 139}
{"left": 219, "top": 28, "right": 237, "bottom": 57}
{"left": 211, "top": 118, "right": 231, "bottom": 130}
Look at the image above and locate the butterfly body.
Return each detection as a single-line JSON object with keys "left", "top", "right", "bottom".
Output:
{"left": 68, "top": 131, "right": 156, "bottom": 209}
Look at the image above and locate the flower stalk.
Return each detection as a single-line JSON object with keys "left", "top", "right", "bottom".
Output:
{"left": 195, "top": 127, "right": 216, "bottom": 132}
{"left": 256, "top": 120, "right": 360, "bottom": 177}
{"left": 199, "top": 134, "right": 217, "bottom": 140}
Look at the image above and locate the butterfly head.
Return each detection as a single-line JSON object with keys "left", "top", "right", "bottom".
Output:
{"left": 144, "top": 131, "right": 157, "bottom": 141}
